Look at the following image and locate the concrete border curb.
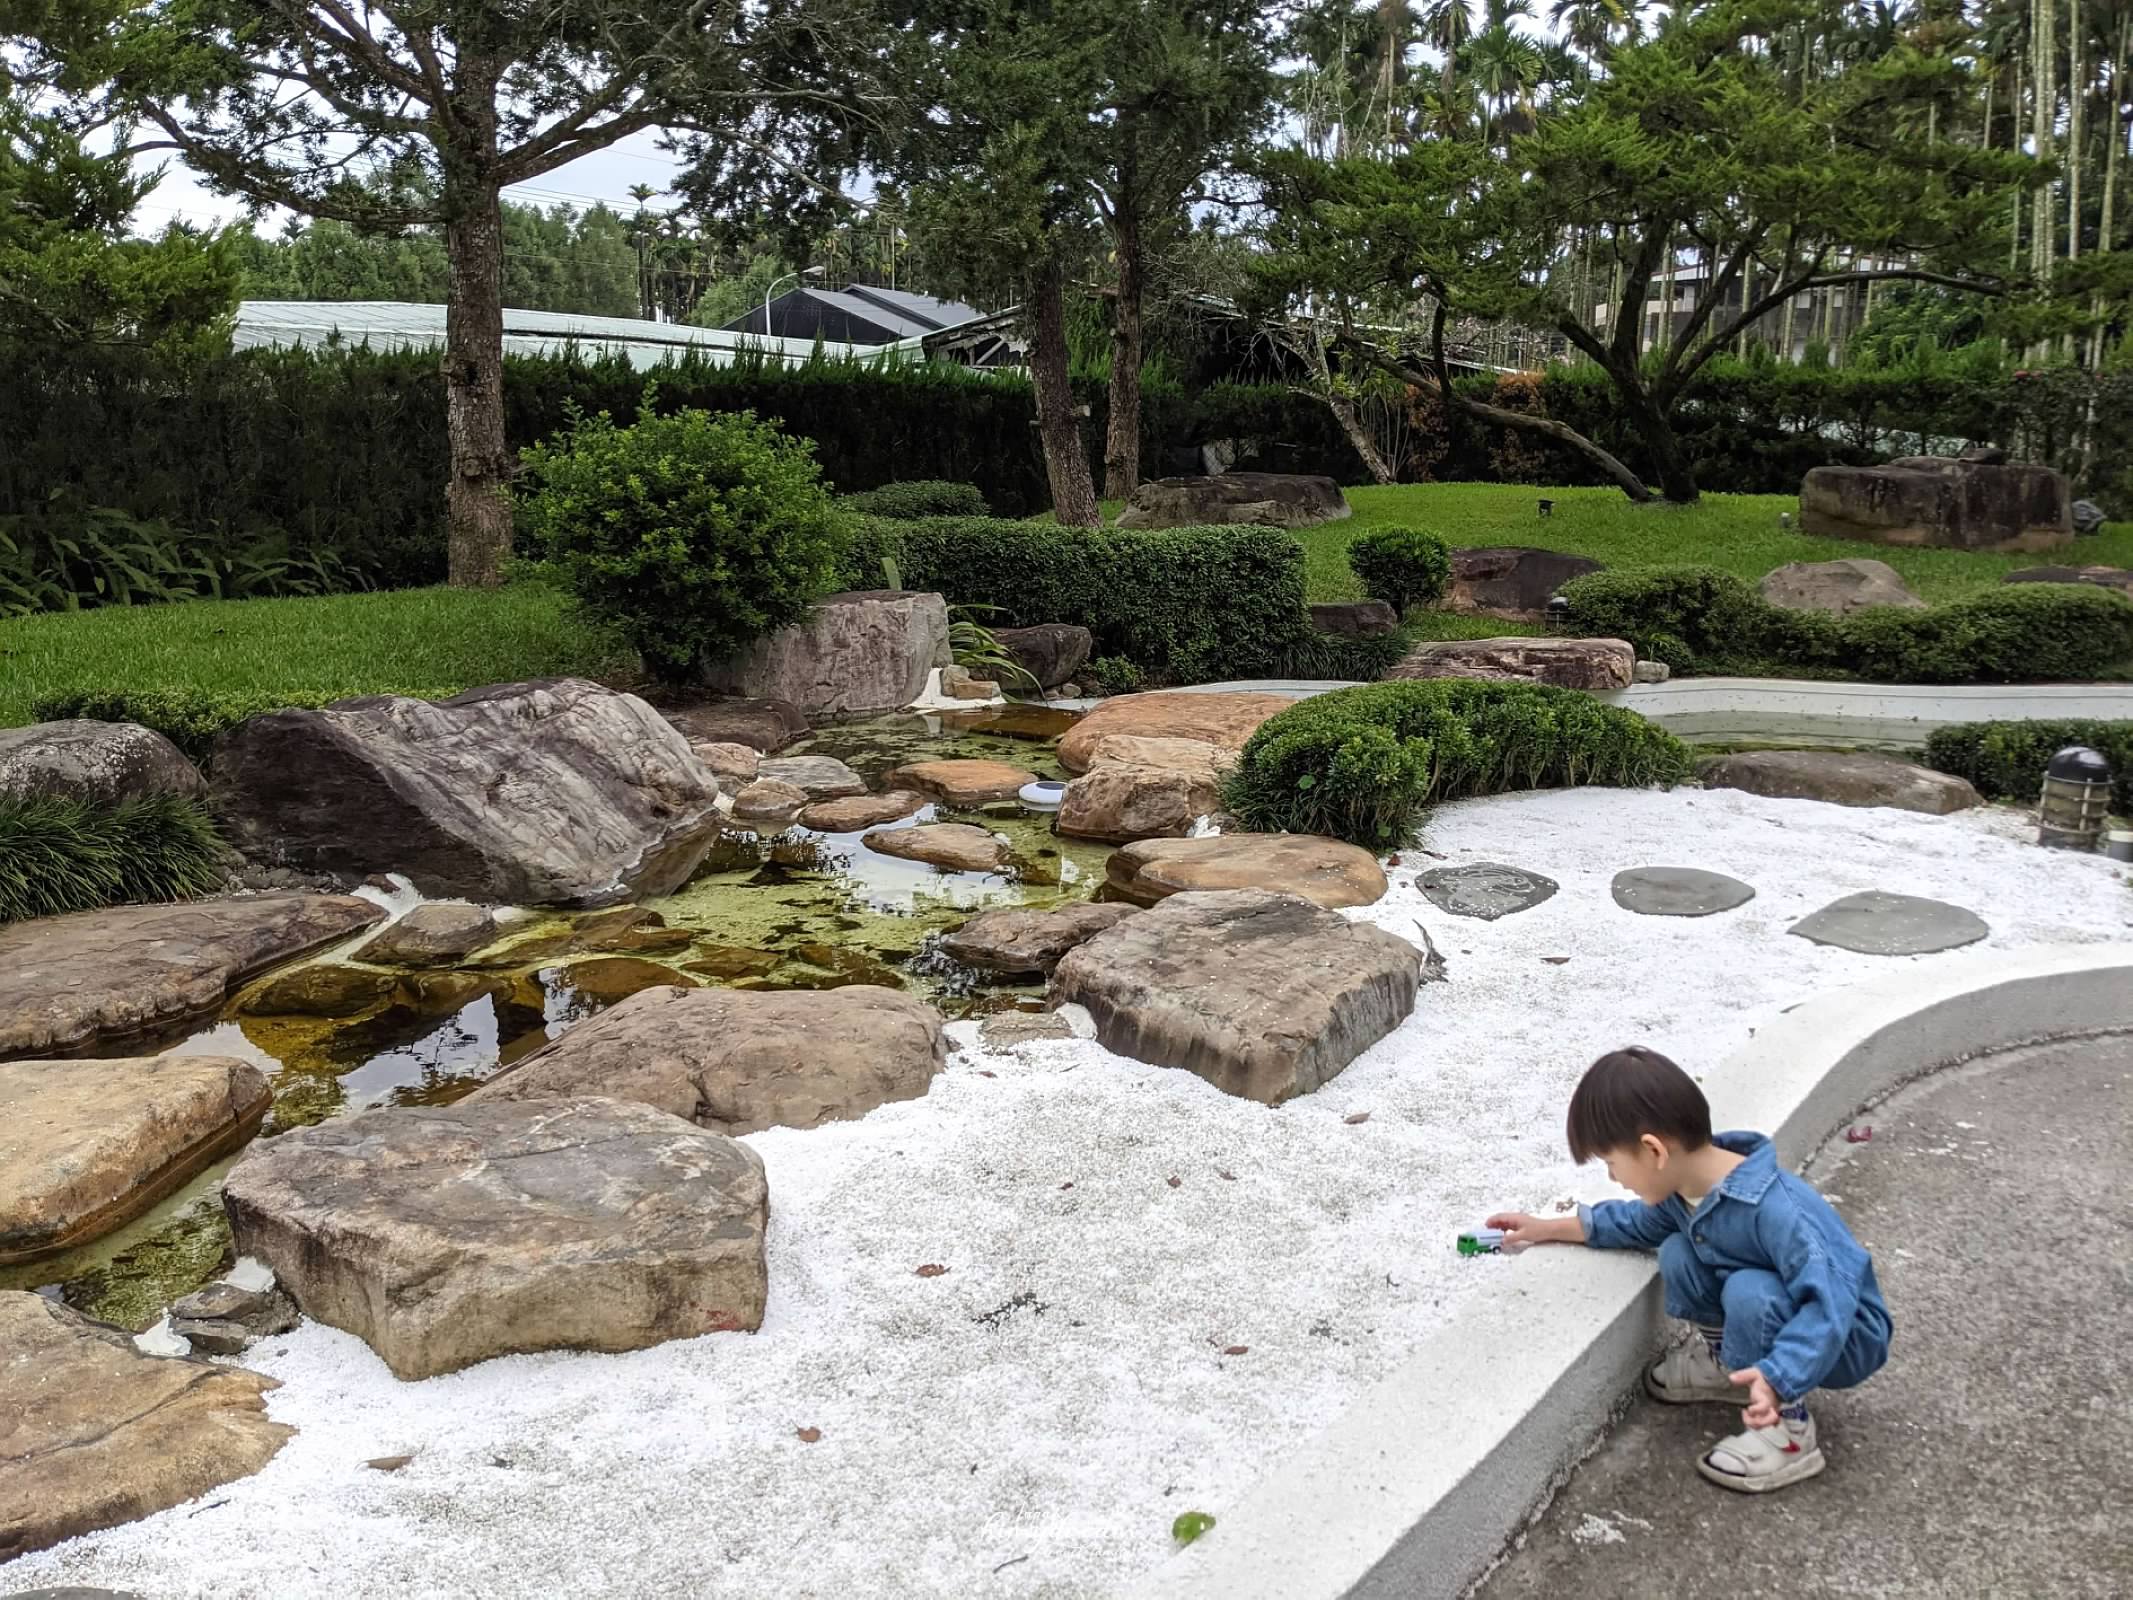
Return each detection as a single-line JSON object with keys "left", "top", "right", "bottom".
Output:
{"left": 1601, "top": 676, "right": 2133, "bottom": 749}
{"left": 1128, "top": 943, "right": 2133, "bottom": 1600}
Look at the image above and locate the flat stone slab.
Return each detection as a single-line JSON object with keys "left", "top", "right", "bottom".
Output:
{"left": 0, "top": 893, "right": 386, "bottom": 1060}
{"left": 978, "top": 1011, "right": 1079, "bottom": 1048}
{"left": 1387, "top": 637, "right": 1636, "bottom": 691}
{"left": 888, "top": 759, "right": 1036, "bottom": 807}
{"left": 1698, "top": 750, "right": 1982, "bottom": 815}
{"left": 0, "top": 1054, "right": 271, "bottom": 1264}
{"left": 660, "top": 698, "right": 809, "bottom": 754}
{"left": 0, "top": 1292, "right": 292, "bottom": 1562}
{"left": 357, "top": 902, "right": 498, "bottom": 966}
{"left": 1048, "top": 889, "right": 1421, "bottom": 1103}
{"left": 797, "top": 790, "right": 929, "bottom": 832}
{"left": 862, "top": 823, "right": 1010, "bottom": 873}
{"left": 470, "top": 984, "right": 945, "bottom": 1136}
{"left": 1106, "top": 834, "right": 1388, "bottom": 909}
{"left": 222, "top": 1096, "right": 769, "bottom": 1380}
{"left": 756, "top": 755, "right": 867, "bottom": 800}
{"left": 941, "top": 903, "right": 1140, "bottom": 974}
{"left": 1610, "top": 867, "right": 1756, "bottom": 917}
{"left": 1788, "top": 891, "right": 1989, "bottom": 955}
{"left": 728, "top": 778, "right": 808, "bottom": 822}
{"left": 1417, "top": 862, "right": 1559, "bottom": 921}
{"left": 1058, "top": 691, "right": 1295, "bottom": 774}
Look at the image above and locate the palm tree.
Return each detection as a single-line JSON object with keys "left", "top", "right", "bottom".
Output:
{"left": 1548, "top": 0, "right": 1627, "bottom": 64}
{"left": 1423, "top": 0, "right": 1477, "bottom": 119}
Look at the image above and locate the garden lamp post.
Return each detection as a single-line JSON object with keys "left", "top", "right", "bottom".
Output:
{"left": 762, "top": 265, "right": 826, "bottom": 342}
{"left": 2037, "top": 746, "right": 2114, "bottom": 850}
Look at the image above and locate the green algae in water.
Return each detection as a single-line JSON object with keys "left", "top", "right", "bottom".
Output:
{"left": 0, "top": 1165, "right": 236, "bottom": 1333}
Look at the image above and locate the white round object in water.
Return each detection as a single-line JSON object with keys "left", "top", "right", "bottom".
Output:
{"left": 1020, "top": 779, "right": 1067, "bottom": 812}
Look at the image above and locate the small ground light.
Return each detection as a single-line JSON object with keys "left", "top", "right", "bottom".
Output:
{"left": 1545, "top": 594, "right": 1572, "bottom": 629}
{"left": 1537, "top": 497, "right": 1554, "bottom": 517}
{"left": 2038, "top": 746, "right": 2114, "bottom": 850}
{"left": 1778, "top": 511, "right": 1793, "bottom": 529}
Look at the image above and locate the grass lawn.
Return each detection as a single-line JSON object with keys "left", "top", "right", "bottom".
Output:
{"left": 0, "top": 583, "right": 633, "bottom": 728}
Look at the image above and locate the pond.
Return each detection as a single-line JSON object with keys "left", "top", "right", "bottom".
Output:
{"left": 0, "top": 704, "right": 1113, "bottom": 1328}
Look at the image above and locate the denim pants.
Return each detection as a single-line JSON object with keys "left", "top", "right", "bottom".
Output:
{"left": 1657, "top": 1232, "right": 1884, "bottom": 1394}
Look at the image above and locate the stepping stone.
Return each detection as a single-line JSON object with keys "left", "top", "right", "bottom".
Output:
{"left": 1788, "top": 891, "right": 1989, "bottom": 956}
{"left": 237, "top": 962, "right": 398, "bottom": 1018}
{"left": 888, "top": 759, "right": 1037, "bottom": 807}
{"left": 941, "top": 903, "right": 1140, "bottom": 974}
{"left": 863, "top": 822, "right": 1011, "bottom": 873}
{"left": 471, "top": 984, "right": 943, "bottom": 1136}
{"left": 0, "top": 1292, "right": 292, "bottom": 1562}
{"left": 1106, "top": 834, "right": 1388, "bottom": 909}
{"left": 757, "top": 754, "right": 867, "bottom": 800}
{"left": 1048, "top": 889, "right": 1422, "bottom": 1103}
{"left": 0, "top": 1054, "right": 272, "bottom": 1265}
{"left": 222, "top": 1097, "right": 769, "bottom": 1380}
{"left": 798, "top": 790, "right": 930, "bottom": 832}
{"left": 0, "top": 893, "right": 386, "bottom": 1060}
{"left": 1698, "top": 751, "right": 1981, "bottom": 816}
{"left": 729, "top": 777, "right": 809, "bottom": 822}
{"left": 1058, "top": 764, "right": 1222, "bottom": 843}
{"left": 1417, "top": 861, "right": 1559, "bottom": 921}
{"left": 358, "top": 901, "right": 498, "bottom": 966}
{"left": 1057, "top": 691, "right": 1296, "bottom": 774}
{"left": 690, "top": 741, "right": 761, "bottom": 783}
{"left": 1611, "top": 867, "right": 1756, "bottom": 917}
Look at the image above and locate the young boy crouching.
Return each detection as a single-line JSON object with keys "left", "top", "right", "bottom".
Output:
{"left": 1489, "top": 1045, "right": 1893, "bottom": 1492}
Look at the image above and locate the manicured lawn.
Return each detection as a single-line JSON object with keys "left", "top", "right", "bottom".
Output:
{"left": 1296, "top": 482, "right": 2133, "bottom": 606}
{"left": 0, "top": 584, "right": 633, "bottom": 728}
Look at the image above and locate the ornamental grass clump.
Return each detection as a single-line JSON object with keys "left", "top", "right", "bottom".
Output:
{"left": 1222, "top": 679, "right": 1694, "bottom": 848}
{"left": 0, "top": 791, "right": 227, "bottom": 923}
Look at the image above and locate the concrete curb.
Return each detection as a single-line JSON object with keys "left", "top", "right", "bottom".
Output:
{"left": 1128, "top": 943, "right": 2133, "bottom": 1600}
{"left": 1601, "top": 676, "right": 2133, "bottom": 749}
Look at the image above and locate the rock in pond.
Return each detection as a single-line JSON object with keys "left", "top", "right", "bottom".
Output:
{"left": 1116, "top": 471, "right": 1350, "bottom": 530}
{"left": 0, "top": 893, "right": 384, "bottom": 1060}
{"left": 1058, "top": 691, "right": 1296, "bottom": 774}
{"left": 1698, "top": 750, "right": 1981, "bottom": 815}
{"left": 967, "top": 623, "right": 1092, "bottom": 691}
{"left": 1439, "top": 546, "right": 1605, "bottom": 622}
{"left": 691, "top": 741, "right": 763, "bottom": 783}
{"left": 0, "top": 720, "right": 205, "bottom": 807}
{"left": 941, "top": 903, "right": 1140, "bottom": 974}
{"left": 757, "top": 754, "right": 868, "bottom": 800}
{"left": 0, "top": 1054, "right": 271, "bottom": 1264}
{"left": 357, "top": 901, "right": 498, "bottom": 967}
{"left": 470, "top": 984, "right": 945, "bottom": 1137}
{"left": 889, "top": 759, "right": 1036, "bottom": 806}
{"left": 1387, "top": 636, "right": 1635, "bottom": 691}
{"left": 1084, "top": 735, "right": 1233, "bottom": 781}
{"left": 1758, "top": 558, "right": 1925, "bottom": 614}
{"left": 729, "top": 777, "right": 809, "bottom": 823}
{"left": 863, "top": 823, "right": 1011, "bottom": 873}
{"left": 1058, "top": 764, "right": 1222, "bottom": 843}
{"left": 1049, "top": 890, "right": 1421, "bottom": 1103}
{"left": 699, "top": 590, "right": 951, "bottom": 720}
{"left": 237, "top": 962, "right": 399, "bottom": 1018}
{"left": 211, "top": 679, "right": 725, "bottom": 907}
{"left": 0, "top": 1292, "right": 292, "bottom": 1561}
{"left": 661, "top": 698, "right": 810, "bottom": 754}
{"left": 798, "top": 790, "right": 930, "bottom": 832}
{"left": 940, "top": 665, "right": 999, "bottom": 700}
{"left": 1105, "top": 834, "right": 1388, "bottom": 909}
{"left": 222, "top": 1097, "right": 769, "bottom": 1381}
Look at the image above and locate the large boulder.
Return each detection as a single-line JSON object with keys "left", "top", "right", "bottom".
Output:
{"left": 660, "top": 698, "right": 809, "bottom": 754}
{"left": 1799, "top": 456, "right": 2073, "bottom": 552}
{"left": 0, "top": 893, "right": 384, "bottom": 1060}
{"left": 1115, "top": 471, "right": 1351, "bottom": 530}
{"left": 1439, "top": 547, "right": 1605, "bottom": 622}
{"left": 0, "top": 720, "right": 205, "bottom": 807}
{"left": 210, "top": 679, "right": 724, "bottom": 907}
{"left": 2001, "top": 563, "right": 2133, "bottom": 597}
{"left": 888, "top": 759, "right": 1036, "bottom": 806}
{"left": 698, "top": 590, "right": 951, "bottom": 720}
{"left": 1105, "top": 834, "right": 1388, "bottom": 909}
{"left": 1058, "top": 764, "right": 1222, "bottom": 843}
{"left": 1759, "top": 558, "right": 1926, "bottom": 614}
{"left": 470, "top": 984, "right": 945, "bottom": 1135}
{"left": 1057, "top": 690, "right": 1295, "bottom": 774}
{"left": 1697, "top": 750, "right": 1983, "bottom": 815}
{"left": 967, "top": 624, "right": 1093, "bottom": 691}
{"left": 940, "top": 903, "right": 1140, "bottom": 974}
{"left": 0, "top": 1054, "right": 271, "bottom": 1264}
{"left": 1386, "top": 636, "right": 1636, "bottom": 691}
{"left": 0, "top": 1293, "right": 292, "bottom": 1561}
{"left": 222, "top": 1097, "right": 769, "bottom": 1380}
{"left": 862, "top": 822, "right": 1010, "bottom": 872}
{"left": 1048, "top": 889, "right": 1421, "bottom": 1103}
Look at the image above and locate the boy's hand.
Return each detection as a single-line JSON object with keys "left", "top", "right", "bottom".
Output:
{"left": 1484, "top": 1212, "right": 1582, "bottom": 1251}
{"left": 1729, "top": 1367, "right": 1782, "bottom": 1429}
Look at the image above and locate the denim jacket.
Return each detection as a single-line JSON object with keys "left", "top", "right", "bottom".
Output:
{"left": 1578, "top": 1131, "right": 1892, "bottom": 1400}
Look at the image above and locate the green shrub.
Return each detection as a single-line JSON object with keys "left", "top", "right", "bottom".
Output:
{"left": 1558, "top": 568, "right": 2133, "bottom": 683}
{"left": 519, "top": 404, "right": 844, "bottom": 682}
{"left": 1222, "top": 679, "right": 1694, "bottom": 848}
{"left": 1082, "top": 656, "right": 1147, "bottom": 696}
{"left": 836, "top": 517, "right": 1328, "bottom": 686}
{"left": 837, "top": 480, "right": 990, "bottom": 520}
{"left": 0, "top": 792, "right": 228, "bottom": 923}
{"left": 1924, "top": 719, "right": 2133, "bottom": 814}
{"left": 1346, "top": 526, "right": 1452, "bottom": 614}
{"left": 32, "top": 687, "right": 451, "bottom": 769}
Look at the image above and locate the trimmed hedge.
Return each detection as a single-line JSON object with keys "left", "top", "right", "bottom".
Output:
{"left": 1348, "top": 526, "right": 1452, "bottom": 613}
{"left": 837, "top": 480, "right": 990, "bottom": 520}
{"left": 1222, "top": 679, "right": 1695, "bottom": 848}
{"left": 32, "top": 687, "right": 450, "bottom": 769}
{"left": 1924, "top": 719, "right": 2133, "bottom": 814}
{"left": 1558, "top": 568, "right": 2133, "bottom": 683}
{"left": 0, "top": 792, "right": 228, "bottom": 923}
{"left": 836, "top": 517, "right": 1406, "bottom": 686}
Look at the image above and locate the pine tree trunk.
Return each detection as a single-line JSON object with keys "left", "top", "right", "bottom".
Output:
{"left": 1102, "top": 203, "right": 1145, "bottom": 500}
{"left": 1029, "top": 258, "right": 1100, "bottom": 527}
{"left": 443, "top": 170, "right": 512, "bottom": 589}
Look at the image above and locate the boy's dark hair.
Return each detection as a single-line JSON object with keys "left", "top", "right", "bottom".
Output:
{"left": 1566, "top": 1046, "right": 1713, "bottom": 1163}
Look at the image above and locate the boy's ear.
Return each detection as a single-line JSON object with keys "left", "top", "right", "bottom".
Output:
{"left": 1640, "top": 1132, "right": 1669, "bottom": 1166}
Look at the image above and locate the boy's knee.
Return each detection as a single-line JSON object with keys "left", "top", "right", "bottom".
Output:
{"left": 1719, "top": 1266, "right": 1791, "bottom": 1322}
{"left": 1656, "top": 1231, "right": 1697, "bottom": 1280}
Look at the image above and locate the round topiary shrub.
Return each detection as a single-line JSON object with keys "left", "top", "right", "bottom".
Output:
{"left": 837, "top": 480, "right": 991, "bottom": 520}
{"left": 518, "top": 403, "right": 845, "bottom": 681}
{"left": 1347, "top": 526, "right": 1452, "bottom": 614}
{"left": 1221, "top": 679, "right": 1695, "bottom": 848}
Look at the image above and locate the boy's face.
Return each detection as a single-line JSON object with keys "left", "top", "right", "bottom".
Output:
{"left": 1600, "top": 1135, "right": 1673, "bottom": 1205}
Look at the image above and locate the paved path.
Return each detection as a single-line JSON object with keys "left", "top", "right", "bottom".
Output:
{"left": 1476, "top": 1032, "right": 2133, "bottom": 1600}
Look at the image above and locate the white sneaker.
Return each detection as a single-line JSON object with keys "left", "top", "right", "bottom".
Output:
{"left": 1697, "top": 1412, "right": 1827, "bottom": 1494}
{"left": 1645, "top": 1335, "right": 1749, "bottom": 1406}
